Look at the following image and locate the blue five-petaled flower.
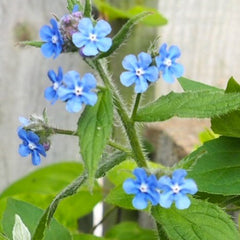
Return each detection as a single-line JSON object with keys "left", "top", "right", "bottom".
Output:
{"left": 120, "top": 52, "right": 159, "bottom": 93}
{"left": 72, "top": 18, "right": 112, "bottom": 56}
{"left": 40, "top": 18, "right": 64, "bottom": 59}
{"left": 155, "top": 43, "right": 184, "bottom": 83}
{"left": 44, "top": 67, "right": 63, "bottom": 104}
{"left": 57, "top": 71, "right": 98, "bottom": 113}
{"left": 18, "top": 128, "right": 46, "bottom": 166}
{"left": 158, "top": 169, "right": 198, "bottom": 209}
{"left": 123, "top": 168, "right": 160, "bottom": 210}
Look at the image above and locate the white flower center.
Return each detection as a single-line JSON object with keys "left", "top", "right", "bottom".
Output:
{"left": 89, "top": 33, "right": 97, "bottom": 42}
{"left": 163, "top": 58, "right": 172, "bottom": 67}
{"left": 53, "top": 82, "right": 59, "bottom": 90}
{"left": 28, "top": 142, "right": 36, "bottom": 150}
{"left": 52, "top": 35, "right": 58, "bottom": 44}
{"left": 75, "top": 86, "right": 83, "bottom": 96}
{"left": 136, "top": 68, "right": 145, "bottom": 77}
{"left": 172, "top": 184, "right": 181, "bottom": 194}
{"left": 139, "top": 183, "right": 148, "bottom": 193}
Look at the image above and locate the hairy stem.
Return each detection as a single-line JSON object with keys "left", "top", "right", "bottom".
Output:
{"left": 94, "top": 59, "right": 147, "bottom": 168}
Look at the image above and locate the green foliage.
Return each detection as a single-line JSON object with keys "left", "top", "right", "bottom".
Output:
{"left": 18, "top": 41, "right": 44, "bottom": 48}
{"left": 72, "top": 234, "right": 106, "bottom": 239}
{"left": 211, "top": 77, "right": 240, "bottom": 137}
{"left": 105, "top": 221, "right": 156, "bottom": 240}
{"left": 84, "top": 0, "right": 92, "bottom": 17}
{"left": 187, "top": 137, "right": 240, "bottom": 195}
{"left": 178, "top": 77, "right": 223, "bottom": 92}
{"left": 2, "top": 199, "right": 71, "bottom": 240}
{"left": 78, "top": 89, "right": 113, "bottom": 187}
{"left": 152, "top": 199, "right": 240, "bottom": 240}
{"left": 135, "top": 90, "right": 240, "bottom": 122}
{"left": 94, "top": 0, "right": 167, "bottom": 26}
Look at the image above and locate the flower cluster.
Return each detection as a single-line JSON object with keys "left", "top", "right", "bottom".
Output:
{"left": 45, "top": 67, "right": 98, "bottom": 113}
{"left": 120, "top": 43, "right": 184, "bottom": 93}
{"left": 39, "top": 5, "right": 112, "bottom": 58}
{"left": 123, "top": 168, "right": 198, "bottom": 210}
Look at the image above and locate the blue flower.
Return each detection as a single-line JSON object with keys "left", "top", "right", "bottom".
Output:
{"left": 57, "top": 71, "right": 98, "bottom": 112}
{"left": 40, "top": 18, "right": 64, "bottom": 59}
{"left": 18, "top": 128, "right": 46, "bottom": 165}
{"left": 72, "top": 18, "right": 112, "bottom": 56}
{"left": 155, "top": 43, "right": 184, "bottom": 83}
{"left": 158, "top": 169, "right": 198, "bottom": 209}
{"left": 123, "top": 168, "right": 160, "bottom": 210}
{"left": 120, "top": 52, "right": 159, "bottom": 93}
{"left": 44, "top": 67, "right": 63, "bottom": 104}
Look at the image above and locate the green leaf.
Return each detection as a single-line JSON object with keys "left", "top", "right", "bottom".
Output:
{"left": 78, "top": 89, "right": 113, "bottom": 187}
{"left": 105, "top": 185, "right": 136, "bottom": 210}
{"left": 0, "top": 163, "right": 101, "bottom": 232}
{"left": 95, "top": 151, "right": 129, "bottom": 178}
{"left": 32, "top": 174, "right": 87, "bottom": 240}
{"left": 94, "top": 0, "right": 167, "bottom": 26}
{"left": 2, "top": 199, "right": 71, "bottom": 240}
{"left": 96, "top": 11, "right": 151, "bottom": 59}
{"left": 72, "top": 233, "right": 106, "bottom": 240}
{"left": 18, "top": 41, "right": 44, "bottom": 48}
{"left": 152, "top": 199, "right": 240, "bottom": 240}
{"left": 105, "top": 221, "right": 155, "bottom": 240}
{"left": 128, "top": 6, "right": 167, "bottom": 26}
{"left": 84, "top": 0, "right": 92, "bottom": 17}
{"left": 135, "top": 90, "right": 240, "bottom": 122}
{"left": 0, "top": 233, "right": 9, "bottom": 240}
{"left": 0, "top": 162, "right": 83, "bottom": 198}
{"left": 187, "top": 136, "right": 240, "bottom": 195}
{"left": 178, "top": 77, "right": 223, "bottom": 92}
{"left": 211, "top": 77, "right": 240, "bottom": 137}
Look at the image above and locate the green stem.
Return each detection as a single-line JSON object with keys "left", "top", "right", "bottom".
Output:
{"left": 108, "top": 140, "right": 132, "bottom": 153}
{"left": 49, "top": 127, "right": 77, "bottom": 136}
{"left": 131, "top": 93, "right": 141, "bottom": 120}
{"left": 94, "top": 59, "right": 147, "bottom": 168}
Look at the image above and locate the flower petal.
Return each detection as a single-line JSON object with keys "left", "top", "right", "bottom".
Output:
{"left": 82, "top": 73, "right": 97, "bottom": 89}
{"left": 134, "top": 77, "right": 148, "bottom": 93}
{"left": 162, "top": 67, "right": 175, "bottom": 83}
{"left": 31, "top": 150, "right": 41, "bottom": 165}
{"left": 18, "top": 128, "right": 28, "bottom": 141}
{"left": 95, "top": 20, "right": 112, "bottom": 38}
{"left": 72, "top": 32, "right": 89, "bottom": 48}
{"left": 138, "top": 52, "right": 152, "bottom": 69}
{"left": 48, "top": 70, "right": 57, "bottom": 83}
{"left": 39, "top": 25, "right": 53, "bottom": 41}
{"left": 159, "top": 43, "right": 168, "bottom": 58}
{"left": 132, "top": 193, "right": 148, "bottom": 210}
{"left": 19, "top": 144, "right": 31, "bottom": 157}
{"left": 66, "top": 96, "right": 83, "bottom": 112}
{"left": 57, "top": 86, "right": 74, "bottom": 101}
{"left": 133, "top": 168, "right": 148, "bottom": 183}
{"left": 144, "top": 66, "right": 159, "bottom": 83}
{"left": 168, "top": 45, "right": 181, "bottom": 60}
{"left": 170, "top": 63, "right": 184, "bottom": 78}
{"left": 159, "top": 191, "right": 174, "bottom": 208}
{"left": 41, "top": 42, "right": 54, "bottom": 58}
{"left": 122, "top": 54, "right": 138, "bottom": 71}
{"left": 123, "top": 179, "right": 138, "bottom": 194}
{"left": 120, "top": 72, "right": 137, "bottom": 87}
{"left": 27, "top": 131, "right": 40, "bottom": 144}
{"left": 81, "top": 92, "right": 98, "bottom": 106}
{"left": 78, "top": 18, "right": 93, "bottom": 35}
{"left": 181, "top": 179, "right": 198, "bottom": 194}
{"left": 174, "top": 193, "right": 191, "bottom": 209}
{"left": 44, "top": 87, "right": 58, "bottom": 103}
{"left": 82, "top": 42, "right": 99, "bottom": 56}
{"left": 96, "top": 37, "right": 112, "bottom": 52}
{"left": 172, "top": 169, "right": 187, "bottom": 184}
{"left": 158, "top": 175, "right": 172, "bottom": 191}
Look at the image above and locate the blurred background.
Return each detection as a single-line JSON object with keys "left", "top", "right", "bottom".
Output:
{"left": 1, "top": 0, "right": 240, "bottom": 192}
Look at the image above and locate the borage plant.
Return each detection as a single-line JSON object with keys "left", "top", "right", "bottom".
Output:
{"left": 1, "top": 0, "right": 240, "bottom": 239}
